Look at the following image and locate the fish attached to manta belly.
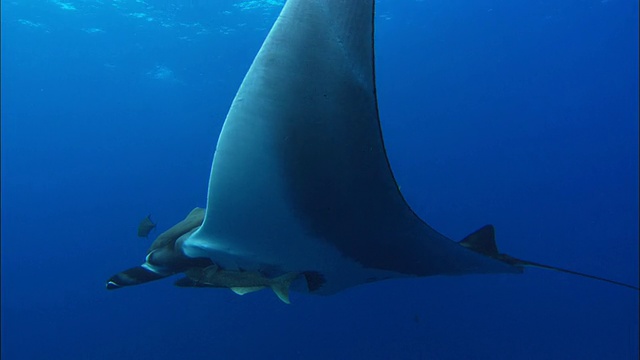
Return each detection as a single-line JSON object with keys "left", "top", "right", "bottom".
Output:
{"left": 175, "top": 265, "right": 300, "bottom": 304}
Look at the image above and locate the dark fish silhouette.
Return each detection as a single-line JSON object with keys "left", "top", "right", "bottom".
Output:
{"left": 137, "top": 215, "right": 156, "bottom": 238}
{"left": 176, "top": 264, "right": 300, "bottom": 304}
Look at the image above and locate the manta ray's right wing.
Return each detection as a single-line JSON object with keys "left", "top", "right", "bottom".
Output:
{"left": 180, "top": 0, "right": 521, "bottom": 294}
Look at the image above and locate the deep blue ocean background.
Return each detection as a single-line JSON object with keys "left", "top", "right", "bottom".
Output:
{"left": 1, "top": 0, "right": 638, "bottom": 359}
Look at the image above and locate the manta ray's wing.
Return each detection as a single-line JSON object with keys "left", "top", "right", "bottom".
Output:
{"left": 182, "top": 0, "right": 520, "bottom": 294}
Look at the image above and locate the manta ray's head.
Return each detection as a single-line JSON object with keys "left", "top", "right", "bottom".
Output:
{"left": 107, "top": 247, "right": 214, "bottom": 290}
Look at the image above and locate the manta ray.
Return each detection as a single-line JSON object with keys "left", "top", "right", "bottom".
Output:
{"left": 107, "top": 0, "right": 638, "bottom": 299}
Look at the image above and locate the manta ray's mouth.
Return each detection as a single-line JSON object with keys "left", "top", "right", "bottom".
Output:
{"left": 106, "top": 266, "right": 165, "bottom": 290}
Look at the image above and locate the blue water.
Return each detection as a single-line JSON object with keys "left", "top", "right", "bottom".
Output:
{"left": 1, "top": 0, "right": 638, "bottom": 359}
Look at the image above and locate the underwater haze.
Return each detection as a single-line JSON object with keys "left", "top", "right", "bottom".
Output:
{"left": 1, "top": 0, "right": 638, "bottom": 359}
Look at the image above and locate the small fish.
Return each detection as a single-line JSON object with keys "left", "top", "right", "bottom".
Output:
{"left": 137, "top": 215, "right": 156, "bottom": 238}
{"left": 177, "top": 265, "right": 299, "bottom": 304}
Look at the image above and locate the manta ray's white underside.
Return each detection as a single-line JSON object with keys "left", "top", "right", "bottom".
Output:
{"left": 179, "top": 0, "right": 519, "bottom": 295}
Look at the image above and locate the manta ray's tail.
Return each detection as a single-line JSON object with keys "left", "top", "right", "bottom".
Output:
{"left": 500, "top": 256, "right": 640, "bottom": 291}
{"left": 460, "top": 225, "right": 639, "bottom": 291}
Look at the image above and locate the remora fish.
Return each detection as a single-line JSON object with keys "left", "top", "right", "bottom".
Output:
{"left": 176, "top": 265, "right": 299, "bottom": 304}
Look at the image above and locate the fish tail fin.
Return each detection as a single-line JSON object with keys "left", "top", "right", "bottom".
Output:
{"left": 270, "top": 272, "right": 299, "bottom": 304}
